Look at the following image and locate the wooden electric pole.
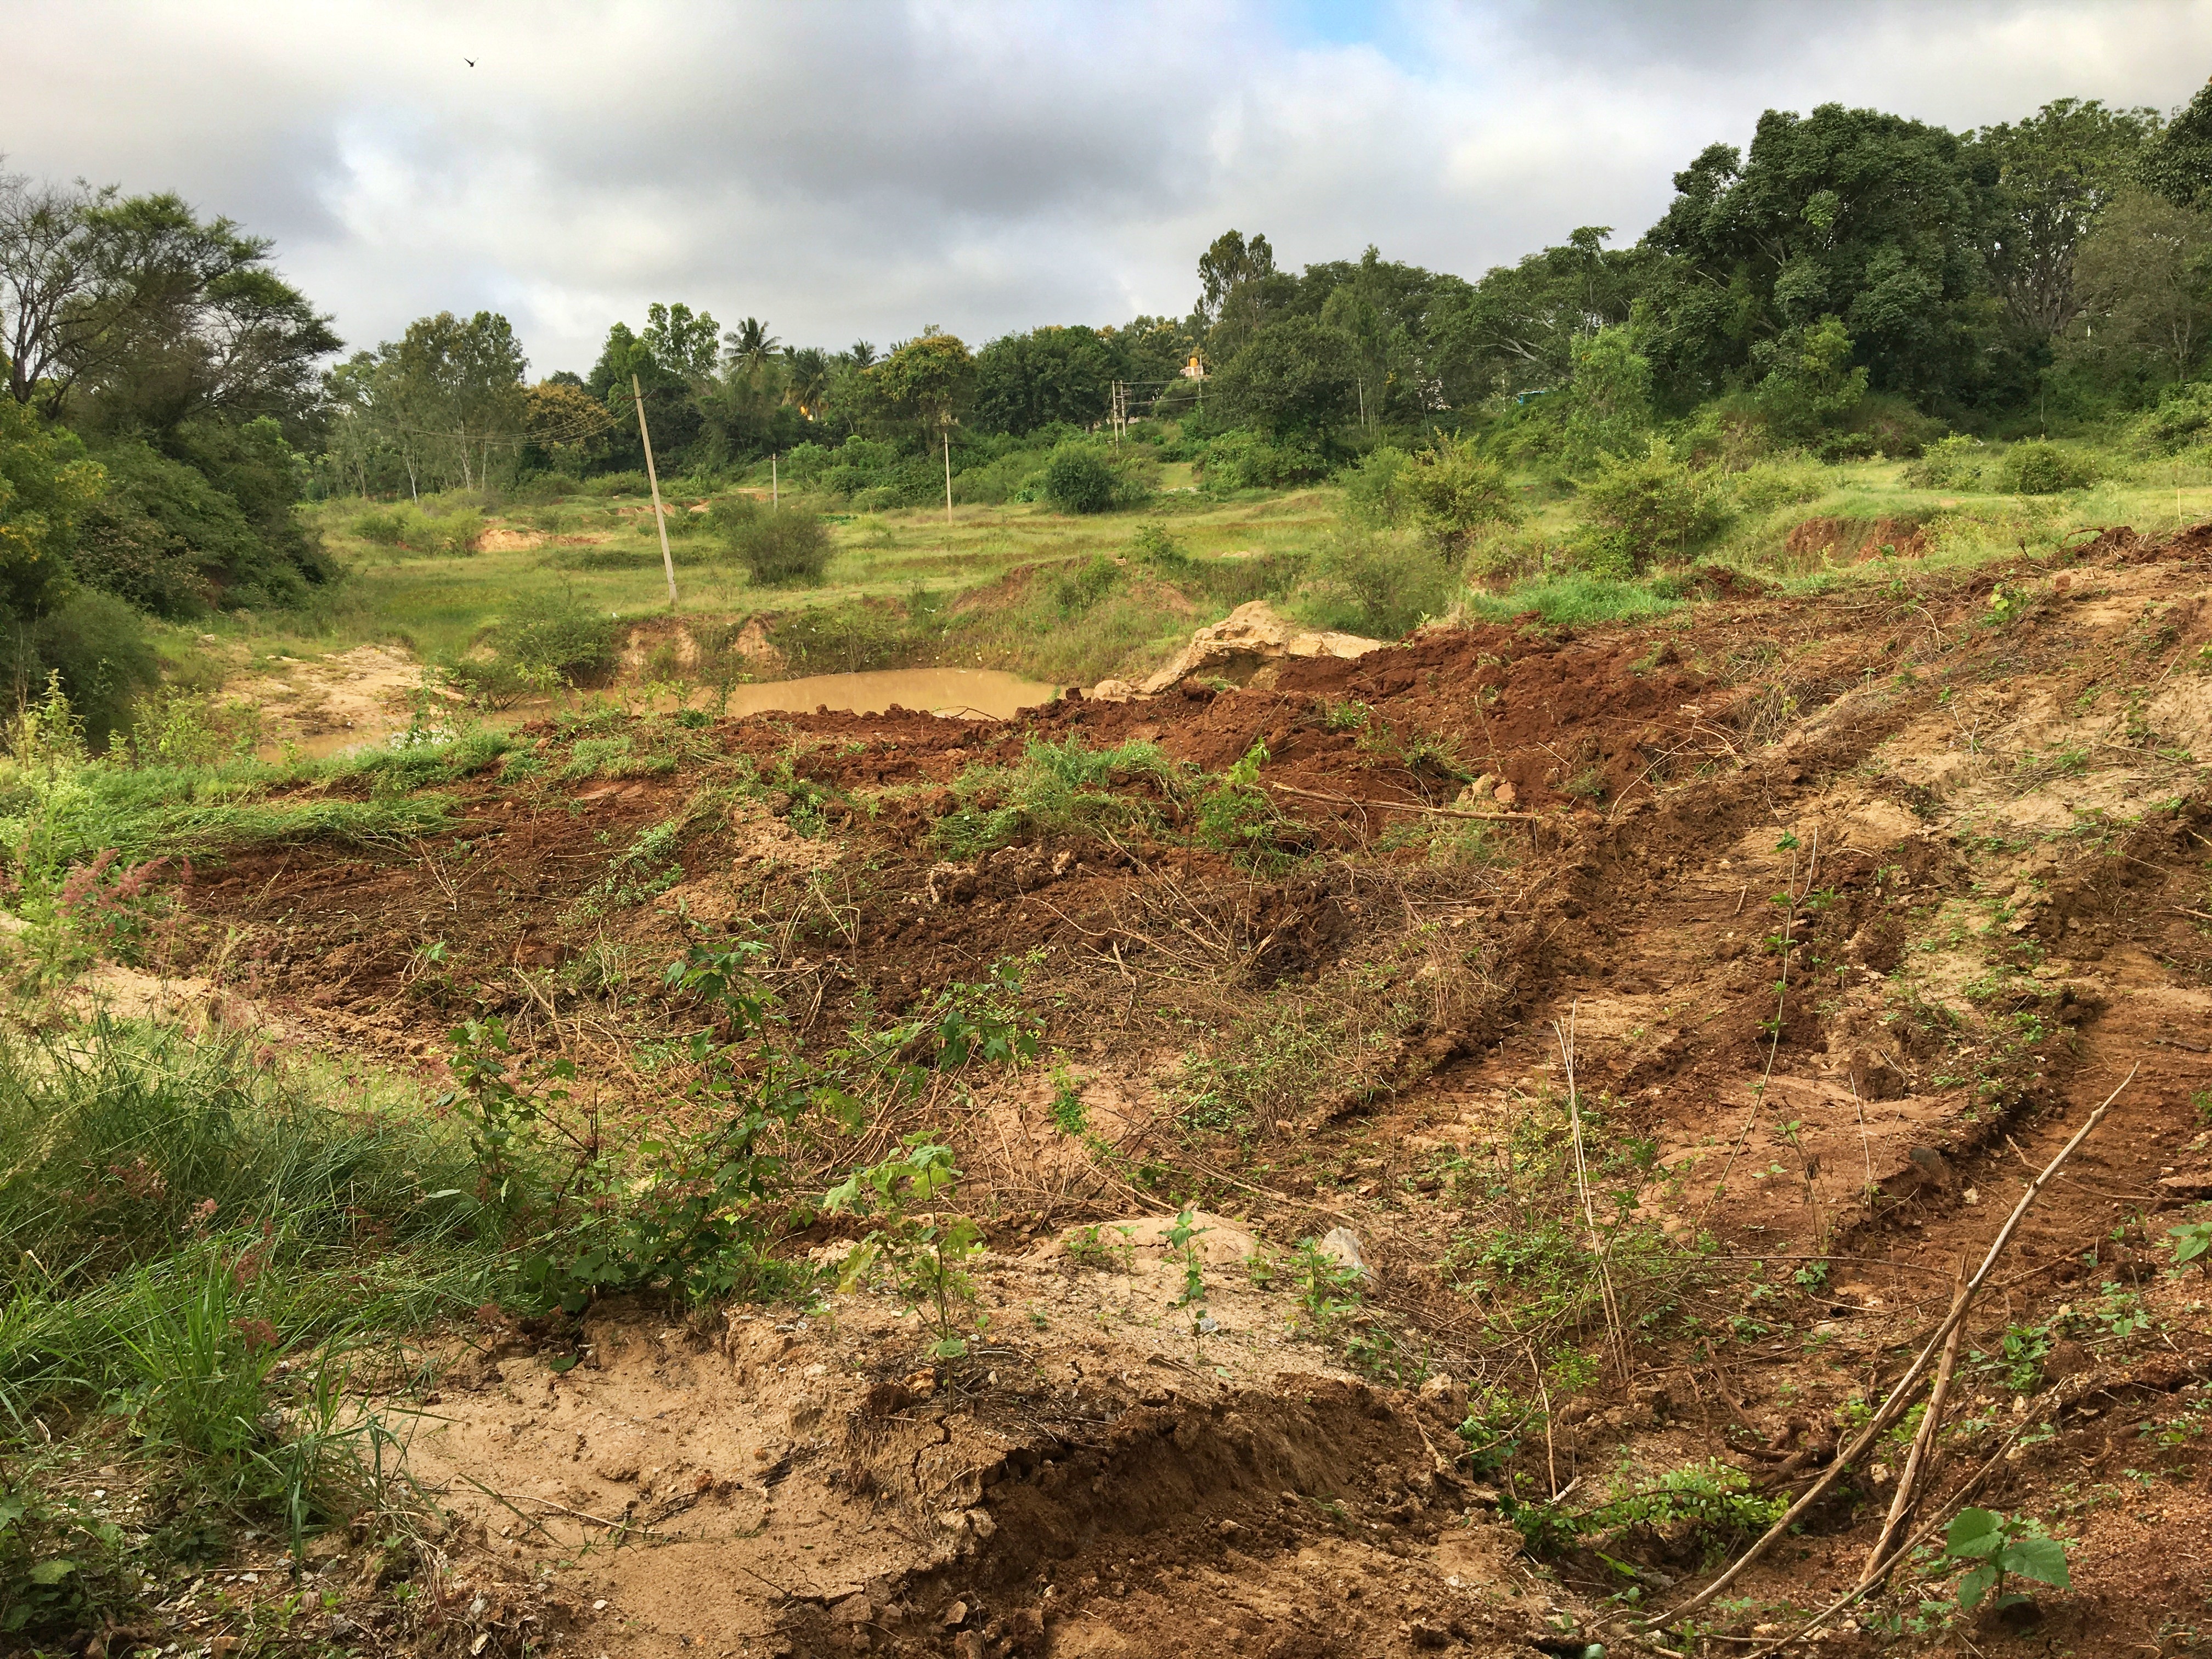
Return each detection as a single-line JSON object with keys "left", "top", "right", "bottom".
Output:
{"left": 631, "top": 374, "right": 677, "bottom": 606}
{"left": 943, "top": 425, "right": 954, "bottom": 526}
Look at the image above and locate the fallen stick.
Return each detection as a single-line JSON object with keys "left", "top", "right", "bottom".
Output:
{"left": 1644, "top": 1061, "right": 2136, "bottom": 1633}
{"left": 1865, "top": 1260, "right": 1967, "bottom": 1577}
{"left": 1261, "top": 780, "right": 1537, "bottom": 821}
{"left": 1733, "top": 1416, "right": 2038, "bottom": 1659}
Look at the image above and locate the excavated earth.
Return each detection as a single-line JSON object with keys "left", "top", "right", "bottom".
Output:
{"left": 119, "top": 524, "right": 2212, "bottom": 1658}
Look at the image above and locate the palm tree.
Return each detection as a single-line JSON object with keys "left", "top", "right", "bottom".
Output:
{"left": 723, "top": 317, "right": 781, "bottom": 381}
{"left": 784, "top": 346, "right": 831, "bottom": 418}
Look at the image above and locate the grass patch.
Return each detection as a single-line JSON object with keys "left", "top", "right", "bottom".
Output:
{"left": 1460, "top": 573, "right": 1681, "bottom": 628}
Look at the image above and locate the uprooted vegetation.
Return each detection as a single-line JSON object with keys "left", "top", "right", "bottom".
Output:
{"left": 2, "top": 518, "right": 2211, "bottom": 1658}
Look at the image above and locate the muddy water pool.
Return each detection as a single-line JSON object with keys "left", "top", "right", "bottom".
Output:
{"left": 273, "top": 667, "right": 1059, "bottom": 760}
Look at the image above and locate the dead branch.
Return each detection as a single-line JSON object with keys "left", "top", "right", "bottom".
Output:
{"left": 1647, "top": 1060, "right": 2136, "bottom": 1632}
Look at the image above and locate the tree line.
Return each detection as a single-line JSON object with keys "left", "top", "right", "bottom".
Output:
{"left": 3, "top": 81, "right": 2211, "bottom": 730}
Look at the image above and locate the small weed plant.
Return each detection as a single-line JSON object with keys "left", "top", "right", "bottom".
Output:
{"left": 826, "top": 1139, "right": 988, "bottom": 1359}
{"left": 1940, "top": 1508, "right": 2070, "bottom": 1611}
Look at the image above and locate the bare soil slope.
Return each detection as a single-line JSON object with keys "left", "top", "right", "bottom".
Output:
{"left": 137, "top": 526, "right": 2212, "bottom": 1657}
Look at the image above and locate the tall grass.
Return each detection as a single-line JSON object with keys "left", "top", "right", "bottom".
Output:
{"left": 0, "top": 1018, "right": 498, "bottom": 1587}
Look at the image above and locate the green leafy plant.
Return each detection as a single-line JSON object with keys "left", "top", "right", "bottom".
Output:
{"left": 1290, "top": 1238, "right": 1364, "bottom": 1335}
{"left": 0, "top": 1470, "right": 128, "bottom": 1640}
{"left": 1941, "top": 1508, "right": 2070, "bottom": 1611}
{"left": 715, "top": 500, "right": 834, "bottom": 586}
{"left": 825, "top": 1138, "right": 987, "bottom": 1358}
{"left": 1192, "top": 741, "right": 1286, "bottom": 855}
{"left": 1999, "top": 441, "right": 2097, "bottom": 495}
{"left": 2169, "top": 1219, "right": 2211, "bottom": 1276}
{"left": 935, "top": 733, "right": 1180, "bottom": 857}
{"left": 1166, "top": 1206, "right": 1209, "bottom": 1305}
{"left": 1455, "top": 1388, "right": 1530, "bottom": 1477}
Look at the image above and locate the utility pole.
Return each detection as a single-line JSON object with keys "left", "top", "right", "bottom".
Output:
{"left": 771, "top": 450, "right": 778, "bottom": 509}
{"left": 632, "top": 373, "right": 678, "bottom": 607}
{"left": 943, "top": 425, "right": 954, "bottom": 526}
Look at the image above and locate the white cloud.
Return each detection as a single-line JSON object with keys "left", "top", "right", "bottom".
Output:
{"left": 7, "top": 0, "right": 2208, "bottom": 373}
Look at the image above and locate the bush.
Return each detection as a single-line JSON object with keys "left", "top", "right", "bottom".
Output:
{"left": 577, "top": 471, "right": 648, "bottom": 496}
{"left": 1725, "top": 458, "right": 1829, "bottom": 513}
{"left": 350, "top": 506, "right": 408, "bottom": 544}
{"left": 1401, "top": 435, "right": 1517, "bottom": 551}
{"left": 339, "top": 503, "right": 482, "bottom": 556}
{"left": 936, "top": 735, "right": 1180, "bottom": 856}
{"left": 1293, "top": 527, "right": 1453, "bottom": 640}
{"left": 0, "top": 594, "right": 164, "bottom": 751}
{"left": 450, "top": 589, "right": 620, "bottom": 704}
{"left": 2141, "top": 380, "right": 2212, "bottom": 449}
{"left": 1198, "top": 429, "right": 1327, "bottom": 491}
{"left": 1905, "top": 433, "right": 1988, "bottom": 489}
{"left": 1999, "top": 441, "right": 2098, "bottom": 494}
{"left": 1576, "top": 440, "right": 1731, "bottom": 574}
{"left": 1340, "top": 446, "right": 1412, "bottom": 526}
{"left": 1042, "top": 443, "right": 1120, "bottom": 514}
{"left": 715, "top": 500, "right": 834, "bottom": 586}
{"left": 1129, "top": 523, "right": 1190, "bottom": 571}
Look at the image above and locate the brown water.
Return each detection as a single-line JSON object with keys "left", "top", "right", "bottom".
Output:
{"left": 274, "top": 667, "right": 1059, "bottom": 760}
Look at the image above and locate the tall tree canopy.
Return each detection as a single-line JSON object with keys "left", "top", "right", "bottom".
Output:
{"left": 1642, "top": 105, "right": 1988, "bottom": 403}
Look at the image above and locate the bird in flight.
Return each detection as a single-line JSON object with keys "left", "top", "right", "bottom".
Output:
{"left": 464, "top": 57, "right": 475, "bottom": 66}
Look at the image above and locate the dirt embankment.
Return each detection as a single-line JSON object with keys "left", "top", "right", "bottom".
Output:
{"left": 133, "top": 523, "right": 2212, "bottom": 1656}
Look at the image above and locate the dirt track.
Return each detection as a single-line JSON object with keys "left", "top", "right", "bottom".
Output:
{"left": 131, "top": 527, "right": 2212, "bottom": 1656}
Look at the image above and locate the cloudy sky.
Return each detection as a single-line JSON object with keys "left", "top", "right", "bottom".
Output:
{"left": 10, "top": 1, "right": 2210, "bottom": 375}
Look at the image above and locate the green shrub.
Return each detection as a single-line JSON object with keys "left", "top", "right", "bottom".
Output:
{"left": 715, "top": 500, "right": 833, "bottom": 586}
{"left": 1052, "top": 555, "right": 1124, "bottom": 616}
{"left": 350, "top": 506, "right": 408, "bottom": 544}
{"left": 936, "top": 735, "right": 1180, "bottom": 856}
{"left": 1725, "top": 458, "right": 1828, "bottom": 513}
{"left": 1198, "top": 429, "right": 1327, "bottom": 490}
{"left": 1461, "top": 572, "right": 1679, "bottom": 628}
{"left": 1905, "top": 432, "right": 1987, "bottom": 489}
{"left": 1129, "top": 523, "right": 1190, "bottom": 570}
{"left": 577, "top": 471, "right": 648, "bottom": 496}
{"left": 1340, "top": 445, "right": 1411, "bottom": 526}
{"left": 768, "top": 598, "right": 932, "bottom": 673}
{"left": 2141, "top": 380, "right": 2212, "bottom": 449}
{"left": 6, "top": 594, "right": 163, "bottom": 751}
{"left": 2000, "top": 441, "right": 2098, "bottom": 494}
{"left": 1401, "top": 435, "right": 1517, "bottom": 551}
{"left": 1576, "top": 439, "right": 1731, "bottom": 574}
{"left": 1294, "top": 527, "right": 1452, "bottom": 639}
{"left": 450, "top": 590, "right": 619, "bottom": 703}
{"left": 1042, "top": 443, "right": 1120, "bottom": 514}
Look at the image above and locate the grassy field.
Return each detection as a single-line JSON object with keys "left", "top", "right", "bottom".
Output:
{"left": 157, "top": 441, "right": 2212, "bottom": 704}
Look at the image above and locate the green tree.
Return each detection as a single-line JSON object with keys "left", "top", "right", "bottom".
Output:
{"left": 2065, "top": 190, "right": 2212, "bottom": 385}
{"left": 1752, "top": 314, "right": 1869, "bottom": 439}
{"left": 871, "top": 331, "right": 975, "bottom": 441}
{"left": 0, "top": 394, "right": 103, "bottom": 615}
{"left": 389, "top": 311, "right": 529, "bottom": 491}
{"left": 1196, "top": 229, "right": 1297, "bottom": 362}
{"left": 1561, "top": 325, "right": 1655, "bottom": 465}
{"left": 2140, "top": 76, "right": 2212, "bottom": 207}
{"left": 1, "top": 171, "right": 108, "bottom": 411}
{"left": 644, "top": 301, "right": 722, "bottom": 380}
{"left": 1643, "top": 105, "right": 1985, "bottom": 403}
{"left": 720, "top": 315, "right": 778, "bottom": 382}
{"left": 1974, "top": 99, "right": 2163, "bottom": 335}
{"left": 4, "top": 172, "right": 339, "bottom": 436}
{"left": 1424, "top": 227, "right": 1650, "bottom": 405}
{"left": 1212, "top": 314, "right": 1356, "bottom": 438}
{"left": 972, "top": 325, "right": 1118, "bottom": 435}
